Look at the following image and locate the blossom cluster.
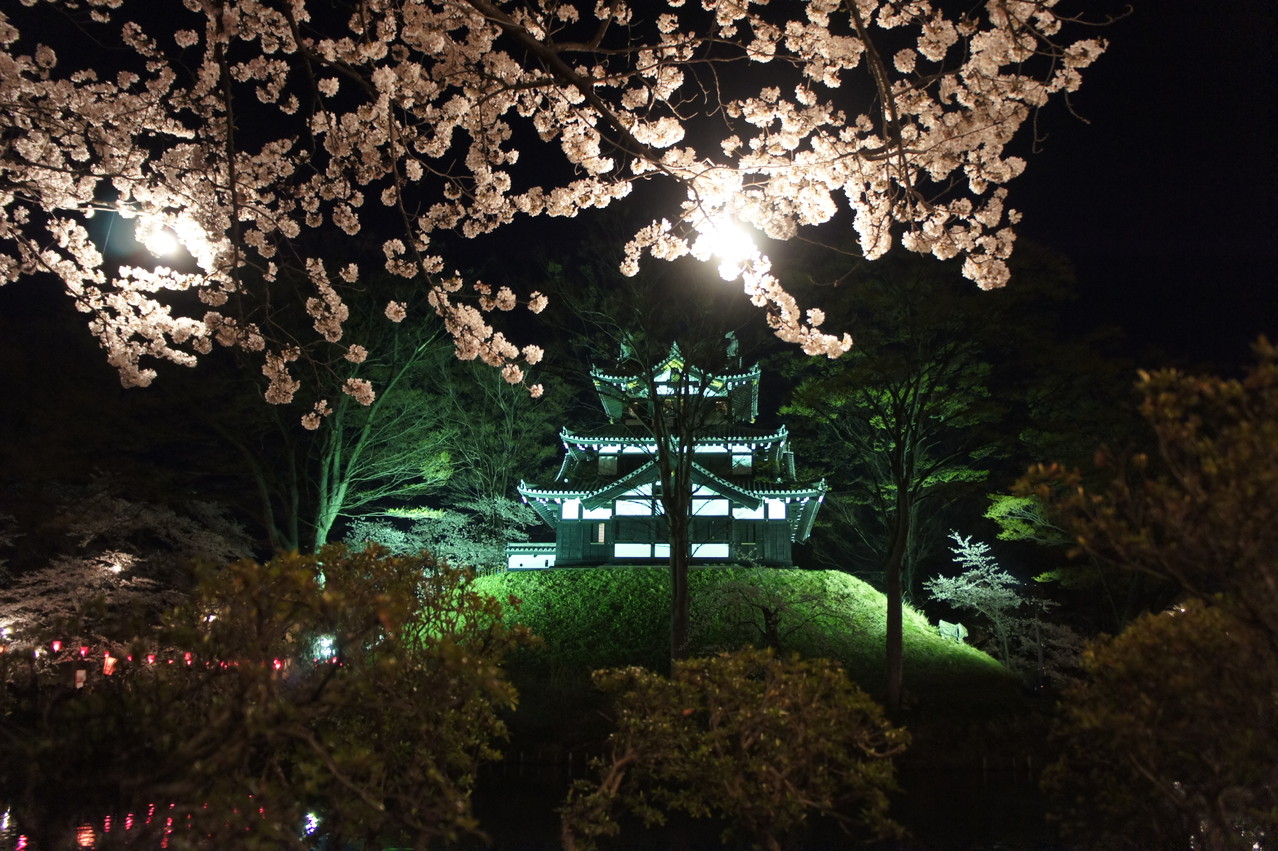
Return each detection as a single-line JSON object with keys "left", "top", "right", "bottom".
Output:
{"left": 0, "top": 0, "right": 1105, "bottom": 422}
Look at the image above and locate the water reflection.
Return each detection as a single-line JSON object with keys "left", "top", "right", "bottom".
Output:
{"left": 2, "top": 765, "right": 1062, "bottom": 850}
{"left": 1, "top": 802, "right": 209, "bottom": 850}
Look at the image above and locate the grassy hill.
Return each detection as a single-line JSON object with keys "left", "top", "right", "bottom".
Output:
{"left": 475, "top": 566, "right": 1018, "bottom": 739}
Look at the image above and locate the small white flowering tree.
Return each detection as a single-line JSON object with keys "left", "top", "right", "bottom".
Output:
{"left": 925, "top": 531, "right": 1080, "bottom": 684}
{"left": 1, "top": 1, "right": 1110, "bottom": 423}
{"left": 925, "top": 532, "right": 1024, "bottom": 664}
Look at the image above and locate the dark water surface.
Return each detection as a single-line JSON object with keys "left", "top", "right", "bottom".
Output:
{"left": 0, "top": 762, "right": 1063, "bottom": 849}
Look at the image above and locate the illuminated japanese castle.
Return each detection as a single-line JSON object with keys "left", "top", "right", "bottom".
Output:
{"left": 507, "top": 337, "right": 825, "bottom": 569}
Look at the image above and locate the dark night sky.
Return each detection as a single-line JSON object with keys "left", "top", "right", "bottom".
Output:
{"left": 1011, "top": 0, "right": 1277, "bottom": 369}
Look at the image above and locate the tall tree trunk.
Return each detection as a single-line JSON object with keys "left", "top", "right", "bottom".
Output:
{"left": 666, "top": 445, "right": 693, "bottom": 668}
{"left": 884, "top": 492, "right": 912, "bottom": 711}
{"left": 670, "top": 522, "right": 690, "bottom": 666}
{"left": 884, "top": 546, "right": 904, "bottom": 711}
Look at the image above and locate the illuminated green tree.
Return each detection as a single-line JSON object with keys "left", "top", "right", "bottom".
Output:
{"left": 306, "top": 335, "right": 458, "bottom": 548}
{"left": 561, "top": 648, "right": 907, "bottom": 851}
{"left": 434, "top": 356, "right": 564, "bottom": 508}
{"left": 340, "top": 339, "right": 561, "bottom": 568}
{"left": 782, "top": 256, "right": 1004, "bottom": 708}
{"left": 983, "top": 493, "right": 1070, "bottom": 548}
{"left": 224, "top": 323, "right": 458, "bottom": 552}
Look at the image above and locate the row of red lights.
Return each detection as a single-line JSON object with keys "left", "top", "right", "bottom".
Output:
{"left": 2, "top": 639, "right": 341, "bottom": 678}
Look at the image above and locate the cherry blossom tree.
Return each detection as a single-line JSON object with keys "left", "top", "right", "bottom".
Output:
{"left": 2, "top": 0, "right": 1108, "bottom": 423}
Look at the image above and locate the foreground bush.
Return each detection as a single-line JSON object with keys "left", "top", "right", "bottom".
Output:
{"left": 1044, "top": 599, "right": 1277, "bottom": 850}
{"left": 1030, "top": 342, "right": 1278, "bottom": 850}
{"left": 561, "top": 647, "right": 908, "bottom": 851}
{"left": 1, "top": 545, "right": 532, "bottom": 848}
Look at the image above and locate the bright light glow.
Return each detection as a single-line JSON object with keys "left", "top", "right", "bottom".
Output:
{"left": 703, "top": 217, "right": 756, "bottom": 266}
{"left": 132, "top": 210, "right": 217, "bottom": 269}
{"left": 315, "top": 635, "right": 336, "bottom": 659}
{"left": 147, "top": 228, "right": 180, "bottom": 257}
{"left": 302, "top": 812, "right": 321, "bottom": 836}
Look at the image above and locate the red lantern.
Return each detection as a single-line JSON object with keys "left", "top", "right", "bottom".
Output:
{"left": 51, "top": 640, "right": 62, "bottom": 653}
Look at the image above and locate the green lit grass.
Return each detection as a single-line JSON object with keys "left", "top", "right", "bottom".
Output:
{"left": 476, "top": 566, "right": 1014, "bottom": 711}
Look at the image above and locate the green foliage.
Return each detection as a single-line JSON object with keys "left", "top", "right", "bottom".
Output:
{"left": 560, "top": 648, "right": 909, "bottom": 851}
{"left": 777, "top": 254, "right": 1004, "bottom": 583}
{"left": 347, "top": 496, "right": 537, "bottom": 571}
{"left": 1044, "top": 600, "right": 1277, "bottom": 850}
{"left": 1025, "top": 338, "right": 1278, "bottom": 632}
{"left": 1, "top": 545, "right": 533, "bottom": 848}
{"left": 434, "top": 357, "right": 565, "bottom": 506}
{"left": 983, "top": 493, "right": 1069, "bottom": 547}
{"left": 1029, "top": 341, "right": 1278, "bottom": 849}
{"left": 476, "top": 568, "right": 1014, "bottom": 702}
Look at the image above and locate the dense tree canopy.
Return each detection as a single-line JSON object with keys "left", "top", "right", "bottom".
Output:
{"left": 1, "top": 545, "right": 532, "bottom": 847}
{"left": 561, "top": 648, "right": 907, "bottom": 851}
{"left": 3, "top": 0, "right": 1107, "bottom": 422}
{"left": 1027, "top": 339, "right": 1278, "bottom": 637}
{"left": 782, "top": 254, "right": 1006, "bottom": 706}
{"left": 1030, "top": 341, "right": 1278, "bottom": 849}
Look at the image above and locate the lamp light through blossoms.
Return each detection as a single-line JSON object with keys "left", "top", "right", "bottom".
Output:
{"left": 131, "top": 210, "right": 218, "bottom": 269}
{"left": 703, "top": 217, "right": 757, "bottom": 266}
{"left": 145, "top": 228, "right": 180, "bottom": 258}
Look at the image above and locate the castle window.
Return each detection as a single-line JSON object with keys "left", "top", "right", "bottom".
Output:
{"left": 598, "top": 454, "right": 618, "bottom": 476}
{"left": 692, "top": 498, "right": 731, "bottom": 516}
{"left": 594, "top": 522, "right": 607, "bottom": 544}
{"left": 615, "top": 498, "right": 654, "bottom": 516}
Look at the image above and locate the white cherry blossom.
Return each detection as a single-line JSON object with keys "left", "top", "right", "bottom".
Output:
{"left": 0, "top": 0, "right": 1108, "bottom": 422}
